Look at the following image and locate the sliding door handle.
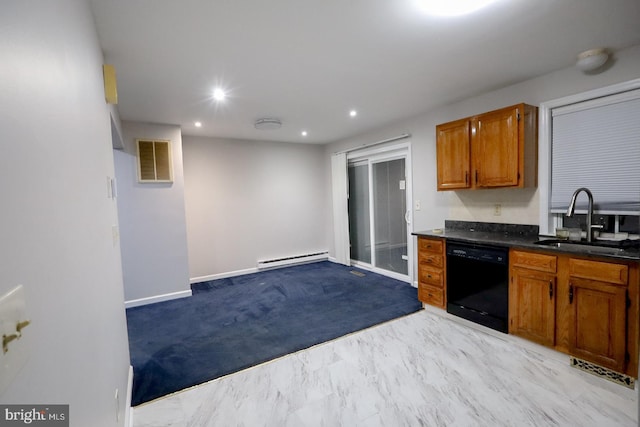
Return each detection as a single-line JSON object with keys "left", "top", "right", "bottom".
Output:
{"left": 405, "top": 209, "right": 411, "bottom": 225}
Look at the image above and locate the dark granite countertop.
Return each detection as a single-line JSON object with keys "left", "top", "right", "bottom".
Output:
{"left": 412, "top": 220, "right": 640, "bottom": 261}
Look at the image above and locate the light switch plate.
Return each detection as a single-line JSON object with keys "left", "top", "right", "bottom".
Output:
{"left": 0, "top": 285, "right": 32, "bottom": 395}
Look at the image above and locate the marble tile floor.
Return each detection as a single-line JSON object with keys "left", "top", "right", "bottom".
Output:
{"left": 132, "top": 309, "right": 638, "bottom": 427}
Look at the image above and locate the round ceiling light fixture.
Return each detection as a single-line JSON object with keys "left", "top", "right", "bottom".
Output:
{"left": 575, "top": 48, "right": 609, "bottom": 73}
{"left": 415, "top": 0, "right": 499, "bottom": 16}
{"left": 254, "top": 118, "right": 282, "bottom": 130}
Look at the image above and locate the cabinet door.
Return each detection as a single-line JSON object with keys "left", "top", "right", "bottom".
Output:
{"left": 510, "top": 268, "right": 556, "bottom": 346}
{"left": 472, "top": 106, "right": 519, "bottom": 188}
{"left": 568, "top": 278, "right": 627, "bottom": 372}
{"left": 436, "top": 118, "right": 470, "bottom": 190}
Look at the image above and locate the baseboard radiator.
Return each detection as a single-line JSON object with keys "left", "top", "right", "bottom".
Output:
{"left": 257, "top": 251, "right": 329, "bottom": 269}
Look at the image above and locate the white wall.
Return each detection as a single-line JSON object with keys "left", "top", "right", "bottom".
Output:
{"left": 183, "top": 136, "right": 328, "bottom": 279}
{"left": 114, "top": 122, "right": 191, "bottom": 303}
{"left": 0, "top": 1, "right": 130, "bottom": 426}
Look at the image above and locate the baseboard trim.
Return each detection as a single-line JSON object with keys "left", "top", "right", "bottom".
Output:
{"left": 190, "top": 267, "right": 259, "bottom": 284}
{"left": 124, "top": 290, "right": 192, "bottom": 308}
{"left": 190, "top": 258, "right": 338, "bottom": 284}
{"left": 124, "top": 365, "right": 134, "bottom": 427}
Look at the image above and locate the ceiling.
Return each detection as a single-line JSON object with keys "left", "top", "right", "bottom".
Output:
{"left": 90, "top": 0, "right": 640, "bottom": 144}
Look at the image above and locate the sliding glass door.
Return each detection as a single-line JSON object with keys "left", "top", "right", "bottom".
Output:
{"left": 348, "top": 162, "right": 371, "bottom": 264}
{"left": 348, "top": 146, "right": 412, "bottom": 282}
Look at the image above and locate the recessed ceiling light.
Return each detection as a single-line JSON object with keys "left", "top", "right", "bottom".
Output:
{"left": 194, "top": 121, "right": 202, "bottom": 128}
{"left": 213, "top": 88, "right": 226, "bottom": 101}
{"left": 301, "top": 131, "right": 308, "bottom": 137}
{"left": 349, "top": 110, "right": 357, "bottom": 117}
{"left": 415, "top": 0, "right": 499, "bottom": 16}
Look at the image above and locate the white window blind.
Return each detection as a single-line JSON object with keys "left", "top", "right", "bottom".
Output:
{"left": 551, "top": 89, "right": 640, "bottom": 214}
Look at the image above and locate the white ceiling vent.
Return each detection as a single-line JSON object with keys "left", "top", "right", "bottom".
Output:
{"left": 254, "top": 118, "right": 282, "bottom": 130}
{"left": 136, "top": 139, "right": 173, "bottom": 183}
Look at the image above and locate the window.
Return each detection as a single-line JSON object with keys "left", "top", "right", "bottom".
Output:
{"left": 538, "top": 79, "right": 640, "bottom": 236}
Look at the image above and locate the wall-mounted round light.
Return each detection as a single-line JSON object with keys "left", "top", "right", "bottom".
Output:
{"left": 575, "top": 48, "right": 609, "bottom": 72}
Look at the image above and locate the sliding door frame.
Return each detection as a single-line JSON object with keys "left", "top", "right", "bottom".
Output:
{"left": 347, "top": 142, "right": 413, "bottom": 284}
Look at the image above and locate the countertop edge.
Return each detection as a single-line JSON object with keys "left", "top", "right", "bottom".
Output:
{"left": 413, "top": 229, "right": 640, "bottom": 262}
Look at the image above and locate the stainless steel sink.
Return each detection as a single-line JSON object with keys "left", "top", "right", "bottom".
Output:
{"left": 534, "top": 239, "right": 626, "bottom": 255}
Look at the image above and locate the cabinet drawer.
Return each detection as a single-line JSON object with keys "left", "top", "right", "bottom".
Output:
{"left": 419, "top": 253, "right": 444, "bottom": 268}
{"left": 419, "top": 266, "right": 444, "bottom": 287}
{"left": 418, "top": 238, "right": 444, "bottom": 254}
{"left": 569, "top": 259, "right": 628, "bottom": 285}
{"left": 418, "top": 283, "right": 445, "bottom": 308}
{"left": 511, "top": 250, "right": 557, "bottom": 273}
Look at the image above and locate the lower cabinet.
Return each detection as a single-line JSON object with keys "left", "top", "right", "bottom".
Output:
{"left": 417, "top": 237, "right": 446, "bottom": 309}
{"left": 567, "top": 258, "right": 629, "bottom": 373}
{"left": 509, "top": 249, "right": 638, "bottom": 377}
{"left": 509, "top": 250, "right": 557, "bottom": 347}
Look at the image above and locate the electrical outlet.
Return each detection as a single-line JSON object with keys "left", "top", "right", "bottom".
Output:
{"left": 494, "top": 204, "right": 502, "bottom": 216}
{"left": 415, "top": 200, "right": 421, "bottom": 211}
{"left": 112, "top": 225, "right": 119, "bottom": 247}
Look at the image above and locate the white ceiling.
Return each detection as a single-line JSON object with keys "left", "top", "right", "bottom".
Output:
{"left": 90, "top": 0, "right": 640, "bottom": 144}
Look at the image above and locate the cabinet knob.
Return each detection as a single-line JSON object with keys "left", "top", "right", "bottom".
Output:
{"left": 549, "top": 281, "right": 553, "bottom": 299}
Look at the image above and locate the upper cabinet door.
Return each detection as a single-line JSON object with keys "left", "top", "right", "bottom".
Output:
{"left": 436, "top": 118, "right": 471, "bottom": 190}
{"left": 473, "top": 106, "right": 519, "bottom": 188}
{"left": 435, "top": 103, "right": 537, "bottom": 191}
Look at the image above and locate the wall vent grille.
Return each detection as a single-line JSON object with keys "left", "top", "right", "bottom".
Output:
{"left": 136, "top": 139, "right": 173, "bottom": 183}
{"left": 570, "top": 357, "right": 635, "bottom": 389}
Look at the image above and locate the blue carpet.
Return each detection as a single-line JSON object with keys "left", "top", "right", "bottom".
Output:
{"left": 126, "top": 261, "right": 422, "bottom": 406}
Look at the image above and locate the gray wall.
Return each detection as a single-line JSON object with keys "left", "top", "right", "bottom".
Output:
{"left": 0, "top": 1, "right": 130, "bottom": 425}
{"left": 325, "top": 43, "right": 640, "bottom": 274}
{"left": 327, "top": 46, "right": 640, "bottom": 231}
{"left": 114, "top": 122, "right": 191, "bottom": 302}
{"left": 183, "top": 136, "right": 328, "bottom": 279}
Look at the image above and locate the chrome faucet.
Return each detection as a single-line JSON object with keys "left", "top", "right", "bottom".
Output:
{"left": 566, "top": 187, "right": 602, "bottom": 242}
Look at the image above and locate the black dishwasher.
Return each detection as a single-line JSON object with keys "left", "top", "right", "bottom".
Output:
{"left": 446, "top": 242, "right": 509, "bottom": 333}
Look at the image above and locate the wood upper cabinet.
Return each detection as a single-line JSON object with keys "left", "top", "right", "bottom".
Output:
{"left": 436, "top": 118, "right": 470, "bottom": 190}
{"left": 417, "top": 237, "right": 446, "bottom": 309}
{"left": 473, "top": 106, "right": 519, "bottom": 188}
{"left": 509, "top": 250, "right": 557, "bottom": 346}
{"left": 567, "top": 259, "right": 628, "bottom": 372}
{"left": 436, "top": 103, "right": 537, "bottom": 191}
